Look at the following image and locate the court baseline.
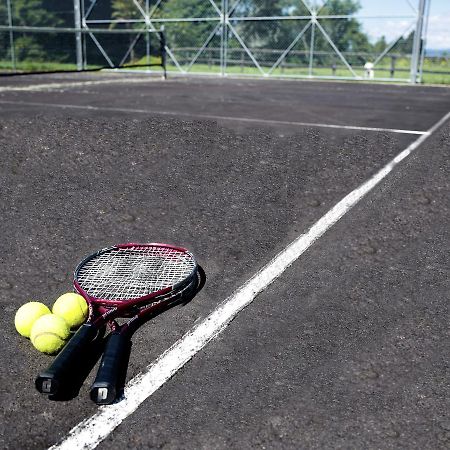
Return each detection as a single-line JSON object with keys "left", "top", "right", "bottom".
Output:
{"left": 0, "top": 99, "right": 427, "bottom": 135}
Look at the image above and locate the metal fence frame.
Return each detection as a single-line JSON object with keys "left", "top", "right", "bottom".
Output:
{"left": 1, "top": 0, "right": 430, "bottom": 83}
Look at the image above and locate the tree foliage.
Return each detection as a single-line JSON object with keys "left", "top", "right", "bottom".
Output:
{"left": 111, "top": 0, "right": 142, "bottom": 22}
{"left": 0, "top": 0, "right": 415, "bottom": 68}
{"left": 315, "top": 0, "right": 370, "bottom": 52}
{"left": 0, "top": 0, "right": 63, "bottom": 61}
{"left": 151, "top": 0, "right": 218, "bottom": 49}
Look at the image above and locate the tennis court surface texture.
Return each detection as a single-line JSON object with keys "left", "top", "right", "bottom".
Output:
{"left": 0, "top": 73, "right": 449, "bottom": 449}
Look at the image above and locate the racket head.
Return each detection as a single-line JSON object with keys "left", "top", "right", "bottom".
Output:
{"left": 73, "top": 243, "right": 198, "bottom": 309}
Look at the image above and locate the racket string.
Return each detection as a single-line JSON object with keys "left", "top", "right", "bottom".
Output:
{"left": 77, "top": 246, "right": 196, "bottom": 300}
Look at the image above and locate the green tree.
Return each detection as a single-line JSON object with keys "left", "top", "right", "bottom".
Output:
{"left": 12, "top": 0, "right": 58, "bottom": 27}
{"left": 0, "top": 0, "right": 62, "bottom": 62}
{"left": 373, "top": 35, "right": 387, "bottom": 54}
{"left": 152, "top": 0, "right": 217, "bottom": 49}
{"left": 373, "top": 31, "right": 414, "bottom": 58}
{"left": 231, "top": 0, "right": 370, "bottom": 67}
{"left": 149, "top": 0, "right": 222, "bottom": 67}
{"left": 235, "top": 0, "right": 287, "bottom": 49}
{"left": 111, "top": 0, "right": 143, "bottom": 22}
{"left": 109, "top": 0, "right": 217, "bottom": 65}
{"left": 110, "top": 0, "right": 145, "bottom": 63}
{"left": 396, "top": 31, "right": 414, "bottom": 54}
{"left": 312, "top": 0, "right": 371, "bottom": 53}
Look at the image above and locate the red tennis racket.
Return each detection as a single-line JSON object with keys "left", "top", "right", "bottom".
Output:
{"left": 35, "top": 243, "right": 199, "bottom": 404}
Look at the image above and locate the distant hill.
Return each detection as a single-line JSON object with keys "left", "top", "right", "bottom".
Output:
{"left": 426, "top": 49, "right": 450, "bottom": 57}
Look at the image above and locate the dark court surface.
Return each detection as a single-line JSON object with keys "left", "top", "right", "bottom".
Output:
{"left": 0, "top": 73, "right": 450, "bottom": 132}
{"left": 0, "top": 74, "right": 448, "bottom": 449}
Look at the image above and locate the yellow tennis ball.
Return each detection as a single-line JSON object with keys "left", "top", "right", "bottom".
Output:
{"left": 14, "top": 302, "right": 51, "bottom": 338}
{"left": 52, "top": 292, "right": 88, "bottom": 329}
{"left": 30, "top": 314, "right": 70, "bottom": 354}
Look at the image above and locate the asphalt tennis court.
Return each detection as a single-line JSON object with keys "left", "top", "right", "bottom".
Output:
{"left": 0, "top": 73, "right": 449, "bottom": 449}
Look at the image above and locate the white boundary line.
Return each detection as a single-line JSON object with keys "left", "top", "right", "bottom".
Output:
{"left": 0, "top": 77, "right": 162, "bottom": 92}
{"left": 50, "top": 110, "right": 450, "bottom": 450}
{"left": 0, "top": 99, "right": 427, "bottom": 135}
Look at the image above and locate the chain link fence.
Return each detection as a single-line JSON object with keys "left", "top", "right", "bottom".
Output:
{"left": 0, "top": 0, "right": 166, "bottom": 74}
{"left": 1, "top": 0, "right": 447, "bottom": 84}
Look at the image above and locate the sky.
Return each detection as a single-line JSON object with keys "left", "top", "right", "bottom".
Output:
{"left": 357, "top": 0, "right": 450, "bottom": 50}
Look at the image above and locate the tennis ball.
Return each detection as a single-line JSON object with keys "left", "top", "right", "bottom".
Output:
{"left": 30, "top": 314, "right": 70, "bottom": 354}
{"left": 52, "top": 292, "right": 88, "bottom": 329}
{"left": 14, "top": 302, "right": 51, "bottom": 338}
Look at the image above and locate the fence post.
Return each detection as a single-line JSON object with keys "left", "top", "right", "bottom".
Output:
{"left": 220, "top": 0, "right": 228, "bottom": 76}
{"left": 309, "top": 19, "right": 315, "bottom": 76}
{"left": 410, "top": 0, "right": 427, "bottom": 83}
{"left": 73, "top": 0, "right": 83, "bottom": 71}
{"left": 145, "top": 0, "right": 150, "bottom": 67}
{"left": 390, "top": 56, "right": 396, "bottom": 78}
{"left": 6, "top": 0, "right": 16, "bottom": 71}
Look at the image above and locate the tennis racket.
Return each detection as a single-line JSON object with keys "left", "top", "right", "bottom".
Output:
{"left": 35, "top": 243, "right": 199, "bottom": 404}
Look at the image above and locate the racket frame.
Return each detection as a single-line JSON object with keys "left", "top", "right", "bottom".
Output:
{"left": 90, "top": 270, "right": 201, "bottom": 405}
{"left": 74, "top": 242, "right": 194, "bottom": 306}
{"left": 35, "top": 243, "right": 198, "bottom": 397}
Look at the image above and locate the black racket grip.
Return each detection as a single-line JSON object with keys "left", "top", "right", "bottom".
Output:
{"left": 90, "top": 332, "right": 129, "bottom": 405}
{"left": 35, "top": 323, "right": 98, "bottom": 395}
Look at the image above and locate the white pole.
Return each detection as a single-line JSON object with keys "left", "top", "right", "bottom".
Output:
{"left": 6, "top": 0, "right": 16, "bottom": 71}
{"left": 410, "top": 0, "right": 427, "bottom": 83}
{"left": 146, "top": 0, "right": 150, "bottom": 67}
{"left": 309, "top": 18, "right": 315, "bottom": 77}
{"left": 73, "top": 0, "right": 83, "bottom": 70}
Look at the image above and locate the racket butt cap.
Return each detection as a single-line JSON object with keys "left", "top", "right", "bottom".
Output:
{"left": 90, "top": 382, "right": 117, "bottom": 405}
{"left": 35, "top": 373, "right": 59, "bottom": 395}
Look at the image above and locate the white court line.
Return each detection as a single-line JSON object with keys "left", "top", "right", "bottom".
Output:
{"left": 0, "top": 77, "right": 162, "bottom": 93}
{"left": 50, "top": 110, "right": 450, "bottom": 450}
{"left": 0, "top": 99, "right": 427, "bottom": 135}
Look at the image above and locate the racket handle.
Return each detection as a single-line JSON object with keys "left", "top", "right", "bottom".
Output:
{"left": 35, "top": 323, "right": 98, "bottom": 395}
{"left": 90, "top": 331, "right": 129, "bottom": 405}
